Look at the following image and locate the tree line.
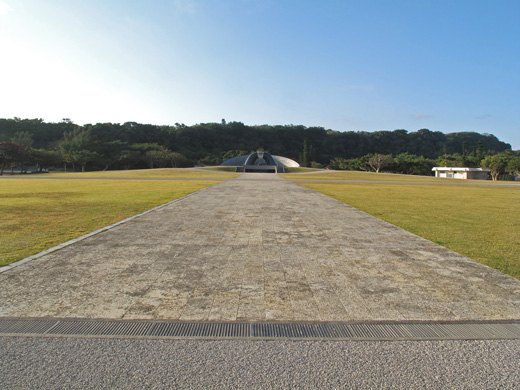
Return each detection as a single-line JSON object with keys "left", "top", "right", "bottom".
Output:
{"left": 326, "top": 151, "right": 520, "bottom": 180}
{"left": 0, "top": 117, "right": 518, "bottom": 179}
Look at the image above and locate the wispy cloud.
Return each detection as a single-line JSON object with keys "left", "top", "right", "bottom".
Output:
{"left": 411, "top": 113, "right": 432, "bottom": 120}
{"left": 0, "top": 1, "right": 13, "bottom": 16}
{"left": 476, "top": 114, "right": 493, "bottom": 120}
{"left": 172, "top": 0, "right": 196, "bottom": 13}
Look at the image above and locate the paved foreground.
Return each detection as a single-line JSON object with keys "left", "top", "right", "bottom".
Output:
{"left": 1, "top": 174, "right": 519, "bottom": 321}
{"left": 2, "top": 337, "right": 519, "bottom": 389}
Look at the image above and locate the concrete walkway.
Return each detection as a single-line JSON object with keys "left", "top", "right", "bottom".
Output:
{"left": 1, "top": 173, "right": 519, "bottom": 321}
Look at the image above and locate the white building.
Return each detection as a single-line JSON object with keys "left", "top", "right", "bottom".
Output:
{"left": 432, "top": 167, "right": 490, "bottom": 180}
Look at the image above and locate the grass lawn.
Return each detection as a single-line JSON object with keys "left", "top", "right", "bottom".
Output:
{"left": 0, "top": 175, "right": 225, "bottom": 266}
{"left": 297, "top": 181, "right": 520, "bottom": 280}
{"left": 281, "top": 170, "right": 496, "bottom": 182}
{"left": 41, "top": 167, "right": 239, "bottom": 179}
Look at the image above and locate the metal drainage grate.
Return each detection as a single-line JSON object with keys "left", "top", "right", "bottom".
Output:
{"left": 1, "top": 318, "right": 519, "bottom": 341}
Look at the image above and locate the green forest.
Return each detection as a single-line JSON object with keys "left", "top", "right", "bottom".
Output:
{"left": 1, "top": 117, "right": 519, "bottom": 179}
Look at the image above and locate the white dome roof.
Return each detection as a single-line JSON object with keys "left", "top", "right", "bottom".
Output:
{"left": 221, "top": 154, "right": 300, "bottom": 168}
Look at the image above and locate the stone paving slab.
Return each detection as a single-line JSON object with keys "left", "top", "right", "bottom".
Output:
{"left": 1, "top": 173, "right": 519, "bottom": 321}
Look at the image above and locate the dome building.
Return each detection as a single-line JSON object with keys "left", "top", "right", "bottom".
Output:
{"left": 221, "top": 151, "right": 299, "bottom": 173}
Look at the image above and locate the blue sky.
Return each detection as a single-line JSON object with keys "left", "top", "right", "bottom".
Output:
{"left": 1, "top": 0, "right": 519, "bottom": 149}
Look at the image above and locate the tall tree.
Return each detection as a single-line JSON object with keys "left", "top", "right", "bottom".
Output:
{"left": 74, "top": 150, "right": 100, "bottom": 172}
{"left": 300, "top": 139, "right": 310, "bottom": 167}
{"left": 477, "top": 140, "right": 485, "bottom": 157}
{"left": 0, "top": 142, "right": 18, "bottom": 175}
{"left": 0, "top": 142, "right": 32, "bottom": 174}
{"left": 58, "top": 128, "right": 93, "bottom": 171}
{"left": 481, "top": 153, "right": 510, "bottom": 181}
{"left": 11, "top": 131, "right": 34, "bottom": 147}
{"left": 506, "top": 155, "right": 520, "bottom": 177}
{"left": 167, "top": 151, "right": 188, "bottom": 168}
{"left": 137, "top": 144, "right": 170, "bottom": 169}
{"left": 32, "top": 149, "right": 61, "bottom": 172}
{"left": 368, "top": 154, "right": 394, "bottom": 173}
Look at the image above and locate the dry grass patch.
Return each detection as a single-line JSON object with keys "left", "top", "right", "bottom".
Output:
{"left": 283, "top": 167, "right": 322, "bottom": 173}
{"left": 299, "top": 181, "right": 520, "bottom": 279}
{"left": 0, "top": 178, "right": 221, "bottom": 266}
